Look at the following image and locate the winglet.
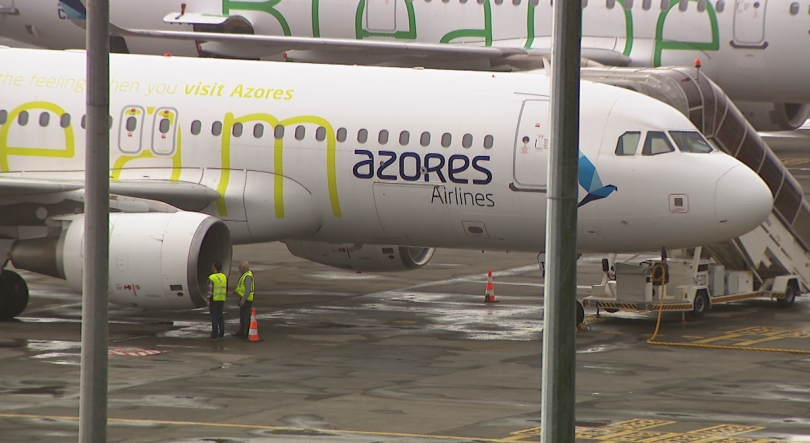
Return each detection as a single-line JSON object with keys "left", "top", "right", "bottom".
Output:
{"left": 58, "top": 0, "right": 86, "bottom": 20}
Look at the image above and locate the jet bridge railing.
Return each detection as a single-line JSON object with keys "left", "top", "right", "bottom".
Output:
{"left": 582, "top": 67, "right": 810, "bottom": 291}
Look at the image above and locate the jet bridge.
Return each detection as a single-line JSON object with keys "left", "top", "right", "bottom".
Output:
{"left": 582, "top": 67, "right": 810, "bottom": 297}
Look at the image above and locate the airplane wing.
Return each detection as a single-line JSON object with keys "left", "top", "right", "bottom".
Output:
{"left": 0, "top": 177, "right": 220, "bottom": 224}
{"left": 111, "top": 23, "right": 630, "bottom": 70}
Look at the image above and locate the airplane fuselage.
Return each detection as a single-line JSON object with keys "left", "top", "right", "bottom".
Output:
{"left": 0, "top": 48, "right": 771, "bottom": 253}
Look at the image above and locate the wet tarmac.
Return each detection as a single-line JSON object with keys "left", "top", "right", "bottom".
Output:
{"left": 3, "top": 243, "right": 810, "bottom": 442}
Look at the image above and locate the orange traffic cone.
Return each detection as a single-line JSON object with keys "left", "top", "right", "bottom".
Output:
{"left": 248, "top": 308, "right": 262, "bottom": 342}
{"left": 484, "top": 270, "right": 498, "bottom": 303}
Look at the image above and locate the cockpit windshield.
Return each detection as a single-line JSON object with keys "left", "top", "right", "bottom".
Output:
{"left": 642, "top": 131, "right": 675, "bottom": 156}
{"left": 669, "top": 131, "right": 714, "bottom": 153}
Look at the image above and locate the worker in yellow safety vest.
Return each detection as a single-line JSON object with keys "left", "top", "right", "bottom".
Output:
{"left": 207, "top": 262, "right": 227, "bottom": 339}
{"left": 232, "top": 261, "right": 255, "bottom": 339}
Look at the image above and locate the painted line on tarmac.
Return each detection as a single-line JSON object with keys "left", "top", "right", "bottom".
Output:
{"left": 0, "top": 413, "right": 515, "bottom": 442}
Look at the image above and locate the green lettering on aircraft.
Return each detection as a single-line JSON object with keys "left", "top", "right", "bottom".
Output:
{"left": 439, "top": 0, "right": 493, "bottom": 45}
{"left": 0, "top": 102, "right": 76, "bottom": 172}
{"left": 653, "top": 0, "right": 720, "bottom": 66}
{"left": 223, "top": 0, "right": 292, "bottom": 36}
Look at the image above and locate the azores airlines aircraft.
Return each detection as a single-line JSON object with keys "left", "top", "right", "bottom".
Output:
{"left": 0, "top": 0, "right": 808, "bottom": 130}
{"left": 0, "top": 48, "right": 771, "bottom": 319}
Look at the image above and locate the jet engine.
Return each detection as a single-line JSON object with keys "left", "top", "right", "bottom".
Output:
{"left": 10, "top": 212, "right": 231, "bottom": 311}
{"left": 285, "top": 241, "right": 435, "bottom": 272}
{"left": 735, "top": 101, "right": 810, "bottom": 131}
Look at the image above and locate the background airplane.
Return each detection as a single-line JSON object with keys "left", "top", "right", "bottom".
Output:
{"left": 0, "top": 47, "right": 772, "bottom": 319}
{"left": 0, "top": 0, "right": 807, "bottom": 131}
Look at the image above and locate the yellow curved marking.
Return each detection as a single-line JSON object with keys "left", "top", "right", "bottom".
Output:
{"left": 218, "top": 113, "right": 340, "bottom": 219}
{"left": 111, "top": 129, "right": 182, "bottom": 181}
{"left": 0, "top": 102, "right": 75, "bottom": 172}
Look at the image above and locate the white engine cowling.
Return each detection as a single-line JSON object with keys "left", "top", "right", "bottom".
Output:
{"left": 285, "top": 241, "right": 435, "bottom": 272}
{"left": 735, "top": 101, "right": 810, "bottom": 131}
{"left": 10, "top": 212, "right": 232, "bottom": 310}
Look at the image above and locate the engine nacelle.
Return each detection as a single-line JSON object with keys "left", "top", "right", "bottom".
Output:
{"left": 285, "top": 241, "right": 435, "bottom": 272}
{"left": 10, "top": 212, "right": 232, "bottom": 310}
{"left": 735, "top": 101, "right": 810, "bottom": 131}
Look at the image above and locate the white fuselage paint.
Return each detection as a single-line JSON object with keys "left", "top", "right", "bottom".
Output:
{"left": 0, "top": 48, "right": 772, "bottom": 253}
{"left": 0, "top": 0, "right": 807, "bottom": 103}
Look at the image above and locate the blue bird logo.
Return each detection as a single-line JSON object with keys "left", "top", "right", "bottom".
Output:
{"left": 577, "top": 152, "right": 617, "bottom": 208}
{"left": 59, "top": 0, "right": 87, "bottom": 20}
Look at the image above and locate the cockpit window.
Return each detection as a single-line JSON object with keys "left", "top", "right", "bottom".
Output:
{"left": 669, "top": 131, "right": 714, "bottom": 153}
{"left": 615, "top": 131, "right": 641, "bottom": 156}
{"left": 642, "top": 131, "right": 675, "bottom": 156}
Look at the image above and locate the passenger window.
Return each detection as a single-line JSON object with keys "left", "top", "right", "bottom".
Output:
{"left": 316, "top": 126, "right": 326, "bottom": 142}
{"left": 460, "top": 0, "right": 467, "bottom": 4}
{"left": 642, "top": 0, "right": 651, "bottom": 9}
{"left": 190, "top": 120, "right": 201, "bottom": 135}
{"left": 126, "top": 116, "right": 138, "bottom": 132}
{"left": 0, "top": 110, "right": 6, "bottom": 125}
{"left": 441, "top": 133, "right": 452, "bottom": 148}
{"left": 462, "top": 133, "right": 473, "bottom": 148}
{"left": 232, "top": 122, "right": 243, "bottom": 137}
{"left": 275, "top": 125, "right": 285, "bottom": 140}
{"left": 624, "top": 0, "right": 633, "bottom": 9}
{"left": 253, "top": 123, "right": 264, "bottom": 138}
{"left": 378, "top": 129, "right": 389, "bottom": 144}
{"left": 660, "top": 0, "right": 669, "bottom": 9}
{"left": 715, "top": 0, "right": 724, "bottom": 12}
{"left": 81, "top": 115, "right": 86, "bottom": 129}
{"left": 678, "top": 0, "right": 687, "bottom": 11}
{"left": 212, "top": 121, "right": 223, "bottom": 136}
{"left": 669, "top": 131, "right": 713, "bottom": 153}
{"left": 512, "top": 0, "right": 520, "bottom": 5}
{"left": 39, "top": 112, "right": 50, "bottom": 127}
{"left": 420, "top": 131, "right": 431, "bottom": 147}
{"left": 399, "top": 131, "right": 410, "bottom": 146}
{"left": 295, "top": 126, "right": 306, "bottom": 140}
{"left": 495, "top": 0, "right": 503, "bottom": 4}
{"left": 358, "top": 128, "right": 368, "bottom": 143}
{"left": 159, "top": 118, "right": 171, "bottom": 134}
{"left": 484, "top": 134, "right": 494, "bottom": 149}
{"left": 615, "top": 131, "right": 641, "bottom": 155}
{"left": 606, "top": 0, "right": 615, "bottom": 8}
{"left": 60, "top": 114, "right": 71, "bottom": 129}
{"left": 697, "top": 0, "right": 706, "bottom": 11}
{"left": 790, "top": 2, "right": 799, "bottom": 14}
{"left": 337, "top": 127, "right": 347, "bottom": 142}
{"left": 582, "top": 0, "right": 588, "bottom": 6}
{"left": 18, "top": 110, "right": 29, "bottom": 126}
{"left": 642, "top": 131, "right": 675, "bottom": 155}
{"left": 530, "top": 0, "right": 539, "bottom": 6}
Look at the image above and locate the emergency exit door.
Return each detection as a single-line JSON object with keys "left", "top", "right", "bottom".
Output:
{"left": 512, "top": 99, "right": 549, "bottom": 190}
{"left": 366, "top": 0, "right": 397, "bottom": 32}
{"left": 733, "top": 0, "right": 767, "bottom": 47}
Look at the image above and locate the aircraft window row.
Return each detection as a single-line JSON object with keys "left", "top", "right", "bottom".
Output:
{"left": 615, "top": 130, "right": 712, "bottom": 156}
{"left": 0, "top": 110, "right": 75, "bottom": 129}
{"left": 190, "top": 120, "right": 494, "bottom": 149}
{"left": 788, "top": 2, "right": 810, "bottom": 15}
{"left": 429, "top": 0, "right": 542, "bottom": 6}
{"left": 606, "top": 0, "right": 716, "bottom": 11}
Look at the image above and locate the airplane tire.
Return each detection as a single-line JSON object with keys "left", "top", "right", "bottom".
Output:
{"left": 0, "top": 270, "right": 29, "bottom": 320}
{"left": 689, "top": 291, "right": 709, "bottom": 318}
{"left": 604, "top": 308, "right": 619, "bottom": 313}
{"left": 576, "top": 300, "right": 585, "bottom": 326}
{"left": 777, "top": 285, "right": 796, "bottom": 308}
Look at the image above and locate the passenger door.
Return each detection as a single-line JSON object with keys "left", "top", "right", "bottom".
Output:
{"left": 512, "top": 99, "right": 549, "bottom": 191}
{"left": 733, "top": 0, "right": 767, "bottom": 47}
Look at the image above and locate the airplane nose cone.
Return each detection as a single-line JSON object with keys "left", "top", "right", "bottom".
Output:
{"left": 715, "top": 164, "right": 773, "bottom": 238}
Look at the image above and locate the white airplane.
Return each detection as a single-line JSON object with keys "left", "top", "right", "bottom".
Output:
{"left": 0, "top": 47, "right": 771, "bottom": 319}
{"left": 0, "top": 0, "right": 807, "bottom": 131}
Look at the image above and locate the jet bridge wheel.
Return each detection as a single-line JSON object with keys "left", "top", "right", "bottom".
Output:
{"left": 576, "top": 300, "right": 585, "bottom": 326}
{"left": 777, "top": 285, "right": 796, "bottom": 308}
{"left": 0, "top": 270, "right": 28, "bottom": 320}
{"left": 689, "top": 290, "right": 709, "bottom": 318}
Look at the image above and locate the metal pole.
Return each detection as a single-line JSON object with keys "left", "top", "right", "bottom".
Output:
{"left": 79, "top": 0, "right": 110, "bottom": 440}
{"left": 541, "top": 0, "right": 581, "bottom": 441}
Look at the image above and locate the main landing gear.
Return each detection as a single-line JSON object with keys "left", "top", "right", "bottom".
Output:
{"left": 0, "top": 267, "right": 28, "bottom": 320}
